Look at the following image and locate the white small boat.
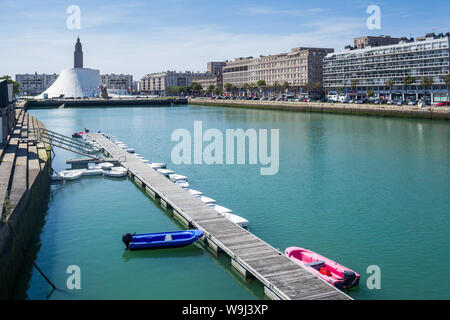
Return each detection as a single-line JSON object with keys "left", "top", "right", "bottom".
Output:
{"left": 100, "top": 162, "right": 114, "bottom": 169}
{"left": 88, "top": 163, "right": 102, "bottom": 169}
{"left": 168, "top": 174, "right": 188, "bottom": 182}
{"left": 118, "top": 144, "right": 128, "bottom": 148}
{"left": 125, "top": 148, "right": 135, "bottom": 153}
{"left": 222, "top": 212, "right": 249, "bottom": 228}
{"left": 213, "top": 205, "right": 248, "bottom": 227}
{"left": 214, "top": 205, "right": 232, "bottom": 214}
{"left": 200, "top": 196, "right": 216, "bottom": 206}
{"left": 174, "top": 180, "right": 190, "bottom": 188}
{"left": 140, "top": 159, "right": 149, "bottom": 163}
{"left": 135, "top": 156, "right": 144, "bottom": 159}
{"left": 188, "top": 189, "right": 202, "bottom": 198}
{"left": 104, "top": 168, "right": 127, "bottom": 177}
{"left": 111, "top": 166, "right": 127, "bottom": 173}
{"left": 157, "top": 168, "right": 174, "bottom": 176}
{"left": 58, "top": 169, "right": 85, "bottom": 181}
{"left": 149, "top": 162, "right": 166, "bottom": 169}
{"left": 82, "top": 168, "right": 104, "bottom": 176}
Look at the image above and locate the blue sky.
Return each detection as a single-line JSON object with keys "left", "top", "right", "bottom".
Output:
{"left": 1, "top": 0, "right": 449, "bottom": 80}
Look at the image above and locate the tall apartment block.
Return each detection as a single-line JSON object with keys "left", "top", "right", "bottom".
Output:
{"left": 323, "top": 33, "right": 450, "bottom": 102}
{"left": 15, "top": 73, "right": 59, "bottom": 96}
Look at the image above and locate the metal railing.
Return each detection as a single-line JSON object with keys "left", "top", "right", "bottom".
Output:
{"left": 32, "top": 128, "right": 101, "bottom": 159}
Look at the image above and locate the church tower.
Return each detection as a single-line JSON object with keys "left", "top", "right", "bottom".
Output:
{"left": 74, "top": 37, "right": 83, "bottom": 68}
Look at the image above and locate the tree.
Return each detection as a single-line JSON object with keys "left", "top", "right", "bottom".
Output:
{"left": 402, "top": 76, "right": 416, "bottom": 100}
{"left": 206, "top": 85, "right": 215, "bottom": 96}
{"left": 256, "top": 80, "right": 266, "bottom": 97}
{"left": 0, "top": 75, "right": 20, "bottom": 95}
{"left": 312, "top": 82, "right": 322, "bottom": 95}
{"left": 272, "top": 82, "right": 281, "bottom": 97}
{"left": 213, "top": 88, "right": 222, "bottom": 96}
{"left": 282, "top": 81, "right": 290, "bottom": 94}
{"left": 300, "top": 83, "right": 309, "bottom": 98}
{"left": 224, "top": 83, "right": 233, "bottom": 95}
{"left": 242, "top": 83, "right": 250, "bottom": 97}
{"left": 248, "top": 83, "right": 257, "bottom": 97}
{"left": 385, "top": 79, "right": 395, "bottom": 100}
{"left": 421, "top": 76, "right": 433, "bottom": 101}
{"left": 367, "top": 90, "right": 375, "bottom": 98}
{"left": 350, "top": 79, "right": 358, "bottom": 97}
{"left": 444, "top": 74, "right": 450, "bottom": 103}
{"left": 190, "top": 82, "right": 202, "bottom": 97}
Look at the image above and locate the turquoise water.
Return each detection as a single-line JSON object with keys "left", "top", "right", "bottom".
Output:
{"left": 24, "top": 105, "right": 449, "bottom": 300}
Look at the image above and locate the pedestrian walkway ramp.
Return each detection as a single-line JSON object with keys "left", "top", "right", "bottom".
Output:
{"left": 31, "top": 128, "right": 100, "bottom": 159}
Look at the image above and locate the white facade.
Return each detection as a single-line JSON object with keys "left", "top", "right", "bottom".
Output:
{"left": 323, "top": 34, "right": 450, "bottom": 101}
{"left": 37, "top": 68, "right": 100, "bottom": 99}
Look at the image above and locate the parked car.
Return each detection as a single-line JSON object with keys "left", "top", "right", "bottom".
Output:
{"left": 407, "top": 100, "right": 418, "bottom": 106}
{"left": 436, "top": 101, "right": 450, "bottom": 106}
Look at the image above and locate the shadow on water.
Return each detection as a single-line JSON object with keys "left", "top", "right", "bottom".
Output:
{"left": 122, "top": 244, "right": 204, "bottom": 262}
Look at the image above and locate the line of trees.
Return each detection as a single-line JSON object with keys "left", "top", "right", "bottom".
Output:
{"left": 334, "top": 74, "right": 450, "bottom": 101}
{"left": 220, "top": 81, "right": 324, "bottom": 98}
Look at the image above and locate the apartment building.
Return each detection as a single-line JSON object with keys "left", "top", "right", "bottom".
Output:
{"left": 15, "top": 73, "right": 58, "bottom": 96}
{"left": 323, "top": 33, "right": 450, "bottom": 101}
{"left": 140, "top": 71, "right": 207, "bottom": 95}
{"left": 191, "top": 61, "right": 227, "bottom": 90}
{"left": 100, "top": 74, "right": 133, "bottom": 90}
{"left": 354, "top": 35, "right": 402, "bottom": 49}
{"left": 222, "top": 57, "right": 257, "bottom": 87}
{"left": 222, "top": 47, "right": 333, "bottom": 95}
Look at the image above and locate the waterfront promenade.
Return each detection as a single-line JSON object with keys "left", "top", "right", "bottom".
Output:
{"left": 88, "top": 132, "right": 351, "bottom": 300}
{"left": 0, "top": 104, "right": 51, "bottom": 299}
{"left": 25, "top": 97, "right": 188, "bottom": 109}
{"left": 189, "top": 98, "right": 450, "bottom": 120}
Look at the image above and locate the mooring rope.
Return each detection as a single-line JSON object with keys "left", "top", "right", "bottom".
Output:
{"left": 7, "top": 223, "right": 56, "bottom": 290}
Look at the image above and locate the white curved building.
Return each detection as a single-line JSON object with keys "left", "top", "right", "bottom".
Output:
{"left": 37, "top": 37, "right": 101, "bottom": 99}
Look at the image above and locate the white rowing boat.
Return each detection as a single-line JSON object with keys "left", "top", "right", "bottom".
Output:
{"left": 174, "top": 180, "right": 189, "bottom": 188}
{"left": 149, "top": 162, "right": 166, "bottom": 169}
{"left": 200, "top": 196, "right": 216, "bottom": 206}
{"left": 222, "top": 212, "right": 249, "bottom": 228}
{"left": 100, "top": 162, "right": 114, "bottom": 169}
{"left": 187, "top": 189, "right": 202, "bottom": 198}
{"left": 58, "top": 169, "right": 85, "bottom": 181}
{"left": 82, "top": 168, "right": 104, "bottom": 176}
{"left": 157, "top": 168, "right": 174, "bottom": 176}
{"left": 104, "top": 167, "right": 127, "bottom": 177}
{"left": 168, "top": 174, "right": 188, "bottom": 182}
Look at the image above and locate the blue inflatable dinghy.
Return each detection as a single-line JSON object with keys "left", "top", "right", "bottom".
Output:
{"left": 122, "top": 230, "right": 203, "bottom": 250}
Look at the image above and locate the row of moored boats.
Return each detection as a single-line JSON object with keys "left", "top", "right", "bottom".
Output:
{"left": 100, "top": 133, "right": 358, "bottom": 291}
{"left": 102, "top": 133, "right": 249, "bottom": 228}
{"left": 51, "top": 163, "right": 128, "bottom": 181}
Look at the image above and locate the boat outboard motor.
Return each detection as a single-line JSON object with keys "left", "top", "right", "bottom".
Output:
{"left": 122, "top": 233, "right": 134, "bottom": 249}
{"left": 342, "top": 271, "right": 358, "bottom": 289}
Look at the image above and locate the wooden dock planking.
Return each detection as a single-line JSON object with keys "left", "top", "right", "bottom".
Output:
{"left": 88, "top": 132, "right": 351, "bottom": 300}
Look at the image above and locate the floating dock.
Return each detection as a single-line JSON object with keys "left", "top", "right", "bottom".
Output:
{"left": 88, "top": 132, "right": 352, "bottom": 300}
